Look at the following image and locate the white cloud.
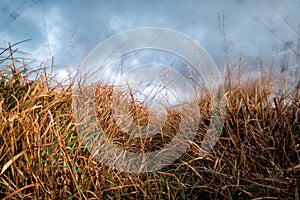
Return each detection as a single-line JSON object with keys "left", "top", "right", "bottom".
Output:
{"left": 56, "top": 69, "right": 69, "bottom": 80}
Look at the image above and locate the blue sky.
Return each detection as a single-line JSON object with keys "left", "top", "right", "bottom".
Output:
{"left": 0, "top": 0, "right": 299, "bottom": 80}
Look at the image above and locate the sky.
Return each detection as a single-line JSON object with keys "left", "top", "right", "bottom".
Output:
{"left": 0, "top": 0, "right": 299, "bottom": 81}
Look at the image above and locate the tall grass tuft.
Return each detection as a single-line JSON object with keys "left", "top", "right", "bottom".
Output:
{"left": 0, "top": 45, "right": 299, "bottom": 199}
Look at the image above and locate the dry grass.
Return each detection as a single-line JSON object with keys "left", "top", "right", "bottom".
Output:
{"left": 0, "top": 46, "right": 299, "bottom": 199}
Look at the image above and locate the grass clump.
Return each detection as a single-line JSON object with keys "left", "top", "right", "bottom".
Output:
{"left": 0, "top": 45, "right": 299, "bottom": 199}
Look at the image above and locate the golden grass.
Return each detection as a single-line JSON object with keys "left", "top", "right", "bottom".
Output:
{"left": 0, "top": 46, "right": 299, "bottom": 199}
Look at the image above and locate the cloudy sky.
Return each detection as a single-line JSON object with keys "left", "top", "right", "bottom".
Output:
{"left": 0, "top": 0, "right": 299, "bottom": 79}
